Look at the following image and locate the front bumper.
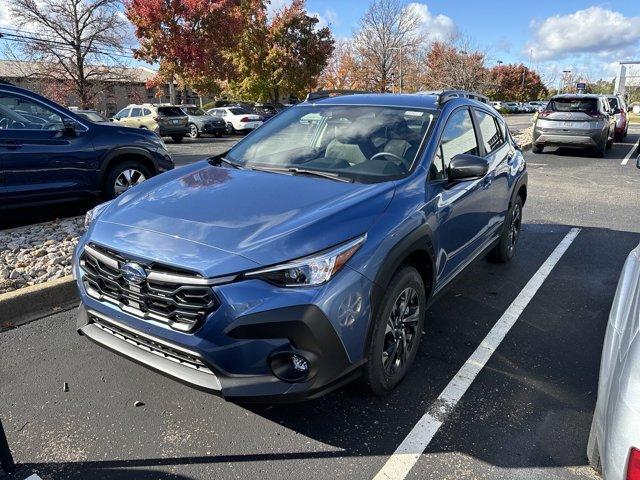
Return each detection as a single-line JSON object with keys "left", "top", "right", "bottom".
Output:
{"left": 202, "top": 123, "right": 226, "bottom": 134}
{"left": 74, "top": 241, "right": 374, "bottom": 402}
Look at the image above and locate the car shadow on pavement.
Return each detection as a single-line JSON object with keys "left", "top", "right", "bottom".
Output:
{"left": 2, "top": 225, "right": 639, "bottom": 479}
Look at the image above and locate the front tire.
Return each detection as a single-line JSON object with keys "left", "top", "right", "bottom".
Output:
{"left": 188, "top": 123, "right": 199, "bottom": 139}
{"left": 532, "top": 144, "right": 543, "bottom": 154}
{"left": 103, "top": 160, "right": 151, "bottom": 199}
{"left": 363, "top": 265, "right": 426, "bottom": 396}
{"left": 488, "top": 196, "right": 523, "bottom": 263}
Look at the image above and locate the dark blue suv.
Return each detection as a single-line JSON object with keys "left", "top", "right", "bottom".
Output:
{"left": 75, "top": 91, "right": 527, "bottom": 402}
{"left": 0, "top": 83, "right": 174, "bottom": 208}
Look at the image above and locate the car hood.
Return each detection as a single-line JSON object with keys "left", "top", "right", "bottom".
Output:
{"left": 96, "top": 161, "right": 395, "bottom": 273}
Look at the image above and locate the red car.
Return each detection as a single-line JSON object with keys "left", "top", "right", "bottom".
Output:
{"left": 607, "top": 95, "right": 628, "bottom": 140}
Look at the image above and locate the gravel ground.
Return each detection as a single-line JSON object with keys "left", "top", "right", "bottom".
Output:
{"left": 0, "top": 216, "right": 84, "bottom": 294}
{"left": 513, "top": 125, "right": 533, "bottom": 146}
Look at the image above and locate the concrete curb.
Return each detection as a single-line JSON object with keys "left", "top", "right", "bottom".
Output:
{"left": 0, "top": 275, "right": 78, "bottom": 330}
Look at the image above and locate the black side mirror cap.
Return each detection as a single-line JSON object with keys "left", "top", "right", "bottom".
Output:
{"left": 62, "top": 117, "right": 79, "bottom": 134}
{"left": 448, "top": 153, "right": 490, "bottom": 182}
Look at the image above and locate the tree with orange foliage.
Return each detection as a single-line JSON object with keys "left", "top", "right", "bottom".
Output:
{"left": 125, "top": 0, "right": 243, "bottom": 96}
{"left": 487, "top": 64, "right": 548, "bottom": 101}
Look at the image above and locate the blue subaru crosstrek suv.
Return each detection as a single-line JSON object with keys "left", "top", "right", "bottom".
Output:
{"left": 0, "top": 82, "right": 174, "bottom": 208}
{"left": 75, "top": 91, "right": 527, "bottom": 402}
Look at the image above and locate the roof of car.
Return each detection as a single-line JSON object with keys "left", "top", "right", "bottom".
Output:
{"left": 551, "top": 94, "right": 603, "bottom": 99}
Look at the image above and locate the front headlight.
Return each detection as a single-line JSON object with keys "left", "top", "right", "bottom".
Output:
{"left": 150, "top": 133, "right": 166, "bottom": 149}
{"left": 84, "top": 200, "right": 112, "bottom": 229}
{"left": 244, "top": 235, "right": 366, "bottom": 287}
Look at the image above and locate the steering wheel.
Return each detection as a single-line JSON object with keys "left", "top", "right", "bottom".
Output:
{"left": 0, "top": 118, "right": 8, "bottom": 129}
{"left": 369, "top": 151, "right": 405, "bottom": 163}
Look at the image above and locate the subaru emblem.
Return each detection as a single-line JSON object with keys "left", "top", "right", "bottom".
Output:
{"left": 121, "top": 262, "right": 147, "bottom": 285}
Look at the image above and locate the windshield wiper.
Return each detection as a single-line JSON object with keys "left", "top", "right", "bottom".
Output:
{"left": 286, "top": 167, "right": 354, "bottom": 183}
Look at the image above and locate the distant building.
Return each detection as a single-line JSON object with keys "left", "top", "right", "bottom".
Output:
{"left": 0, "top": 60, "right": 212, "bottom": 116}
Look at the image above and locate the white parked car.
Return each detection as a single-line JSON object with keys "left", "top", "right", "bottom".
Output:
{"left": 588, "top": 179, "right": 640, "bottom": 479}
{"left": 205, "top": 107, "right": 263, "bottom": 134}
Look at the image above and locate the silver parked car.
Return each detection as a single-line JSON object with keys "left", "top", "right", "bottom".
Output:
{"left": 588, "top": 170, "right": 640, "bottom": 479}
{"left": 181, "top": 105, "right": 227, "bottom": 139}
{"left": 532, "top": 94, "right": 616, "bottom": 157}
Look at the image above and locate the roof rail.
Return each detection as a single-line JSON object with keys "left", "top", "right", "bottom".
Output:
{"left": 306, "top": 90, "right": 374, "bottom": 102}
{"left": 416, "top": 90, "right": 489, "bottom": 105}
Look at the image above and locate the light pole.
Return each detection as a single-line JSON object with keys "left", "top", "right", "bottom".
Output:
{"left": 390, "top": 44, "right": 410, "bottom": 94}
{"left": 561, "top": 69, "right": 571, "bottom": 93}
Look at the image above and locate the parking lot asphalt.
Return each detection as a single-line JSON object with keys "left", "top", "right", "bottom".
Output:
{"left": 503, "top": 113, "right": 535, "bottom": 134}
{"left": 1, "top": 129, "right": 639, "bottom": 480}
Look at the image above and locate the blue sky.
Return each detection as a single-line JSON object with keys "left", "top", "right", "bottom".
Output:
{"left": 295, "top": 0, "right": 640, "bottom": 83}
{"left": 2, "top": 0, "right": 638, "bottom": 85}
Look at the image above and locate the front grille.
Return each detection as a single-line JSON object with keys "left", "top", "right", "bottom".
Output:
{"left": 88, "top": 313, "right": 215, "bottom": 375}
{"left": 80, "top": 243, "right": 219, "bottom": 331}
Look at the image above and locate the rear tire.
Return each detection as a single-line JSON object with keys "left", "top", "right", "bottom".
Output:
{"left": 103, "top": 160, "right": 152, "bottom": 200}
{"left": 488, "top": 196, "right": 523, "bottom": 263}
{"left": 362, "top": 265, "right": 426, "bottom": 396}
{"left": 171, "top": 135, "right": 184, "bottom": 143}
{"left": 532, "top": 144, "right": 543, "bottom": 154}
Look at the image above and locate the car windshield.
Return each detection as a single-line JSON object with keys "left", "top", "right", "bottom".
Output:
{"left": 158, "top": 106, "right": 185, "bottom": 117}
{"left": 548, "top": 98, "right": 598, "bottom": 113}
{"left": 228, "top": 107, "right": 250, "bottom": 115}
{"left": 78, "top": 111, "right": 107, "bottom": 122}
{"left": 225, "top": 104, "right": 437, "bottom": 183}
{"left": 183, "top": 107, "right": 206, "bottom": 115}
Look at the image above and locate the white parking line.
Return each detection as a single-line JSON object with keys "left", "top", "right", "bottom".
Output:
{"left": 372, "top": 228, "right": 581, "bottom": 480}
{"left": 621, "top": 138, "right": 639, "bottom": 166}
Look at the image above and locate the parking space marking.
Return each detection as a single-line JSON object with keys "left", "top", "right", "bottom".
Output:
{"left": 621, "top": 137, "right": 640, "bottom": 166}
{"left": 372, "top": 228, "right": 581, "bottom": 480}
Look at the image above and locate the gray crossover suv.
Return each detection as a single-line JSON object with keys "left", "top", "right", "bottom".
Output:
{"left": 533, "top": 94, "right": 616, "bottom": 157}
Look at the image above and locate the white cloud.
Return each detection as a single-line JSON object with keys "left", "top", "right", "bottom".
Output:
{"left": 267, "top": 0, "right": 292, "bottom": 18}
{"left": 527, "top": 7, "right": 640, "bottom": 61}
{"left": 407, "top": 3, "right": 457, "bottom": 44}
{"left": 0, "top": 0, "right": 16, "bottom": 28}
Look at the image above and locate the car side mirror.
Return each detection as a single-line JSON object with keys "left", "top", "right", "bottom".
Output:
{"left": 62, "top": 117, "right": 79, "bottom": 135}
{"left": 448, "top": 154, "right": 489, "bottom": 182}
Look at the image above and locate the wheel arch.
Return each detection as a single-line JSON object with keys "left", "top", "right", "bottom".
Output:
{"left": 100, "top": 147, "right": 158, "bottom": 178}
{"left": 364, "top": 225, "right": 436, "bottom": 362}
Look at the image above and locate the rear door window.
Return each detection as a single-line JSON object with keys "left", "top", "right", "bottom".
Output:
{"left": 475, "top": 110, "right": 504, "bottom": 154}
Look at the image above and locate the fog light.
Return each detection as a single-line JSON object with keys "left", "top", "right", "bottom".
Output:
{"left": 291, "top": 355, "right": 308, "bottom": 372}
{"left": 268, "top": 351, "right": 312, "bottom": 382}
